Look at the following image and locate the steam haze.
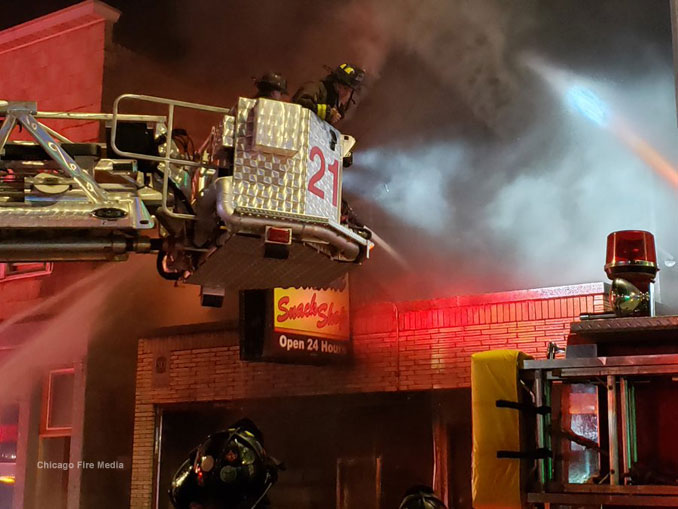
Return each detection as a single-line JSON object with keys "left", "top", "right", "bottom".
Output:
{"left": 0, "top": 257, "right": 232, "bottom": 402}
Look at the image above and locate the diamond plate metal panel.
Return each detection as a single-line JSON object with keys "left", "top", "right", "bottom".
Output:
{"left": 185, "top": 234, "right": 353, "bottom": 289}
{"left": 221, "top": 114, "right": 235, "bottom": 148}
{"left": 210, "top": 114, "right": 236, "bottom": 157}
{"left": 0, "top": 197, "right": 153, "bottom": 229}
{"left": 253, "top": 99, "right": 302, "bottom": 157}
{"left": 231, "top": 97, "right": 345, "bottom": 222}
{"left": 232, "top": 97, "right": 309, "bottom": 216}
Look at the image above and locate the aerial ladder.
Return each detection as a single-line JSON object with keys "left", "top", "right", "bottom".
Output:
{"left": 0, "top": 95, "right": 373, "bottom": 306}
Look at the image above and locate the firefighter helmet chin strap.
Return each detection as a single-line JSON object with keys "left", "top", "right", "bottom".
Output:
{"left": 225, "top": 428, "right": 274, "bottom": 509}
{"left": 249, "top": 472, "right": 274, "bottom": 509}
{"left": 326, "top": 62, "right": 364, "bottom": 119}
{"left": 337, "top": 88, "right": 356, "bottom": 119}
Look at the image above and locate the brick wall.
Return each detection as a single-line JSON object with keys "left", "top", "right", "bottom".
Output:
{"left": 130, "top": 282, "right": 607, "bottom": 508}
{"left": 0, "top": 0, "right": 119, "bottom": 348}
{"left": 0, "top": 6, "right": 121, "bottom": 508}
{"left": 0, "top": 0, "right": 119, "bottom": 141}
{"left": 0, "top": 0, "right": 118, "bottom": 354}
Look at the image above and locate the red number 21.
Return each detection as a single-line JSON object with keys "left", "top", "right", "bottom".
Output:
{"left": 308, "top": 146, "right": 339, "bottom": 206}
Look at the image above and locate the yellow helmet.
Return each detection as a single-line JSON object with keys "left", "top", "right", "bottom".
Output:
{"left": 332, "top": 63, "right": 365, "bottom": 89}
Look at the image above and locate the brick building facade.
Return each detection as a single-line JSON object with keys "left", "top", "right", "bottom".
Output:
{"left": 131, "top": 283, "right": 607, "bottom": 509}
{"left": 0, "top": 4, "right": 118, "bottom": 509}
{"left": 0, "top": 0, "right": 116, "bottom": 141}
{"left": 0, "top": 4, "right": 231, "bottom": 509}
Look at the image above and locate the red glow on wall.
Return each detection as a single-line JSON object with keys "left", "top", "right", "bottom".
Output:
{"left": 0, "top": 424, "right": 17, "bottom": 443}
{"left": 0, "top": 1, "right": 117, "bottom": 142}
{"left": 131, "top": 282, "right": 608, "bottom": 505}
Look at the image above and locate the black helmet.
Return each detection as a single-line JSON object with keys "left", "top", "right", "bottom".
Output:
{"left": 399, "top": 486, "right": 448, "bottom": 509}
{"left": 254, "top": 71, "right": 288, "bottom": 95}
{"left": 169, "top": 420, "right": 280, "bottom": 509}
{"left": 332, "top": 63, "right": 365, "bottom": 90}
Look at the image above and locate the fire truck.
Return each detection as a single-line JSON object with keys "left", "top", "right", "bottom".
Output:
{"left": 472, "top": 231, "right": 678, "bottom": 508}
{"left": 0, "top": 94, "right": 373, "bottom": 306}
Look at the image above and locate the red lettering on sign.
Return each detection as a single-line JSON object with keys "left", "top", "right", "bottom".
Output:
{"left": 277, "top": 293, "right": 347, "bottom": 329}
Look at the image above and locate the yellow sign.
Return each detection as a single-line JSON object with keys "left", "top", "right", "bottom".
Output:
{"left": 273, "top": 281, "right": 349, "bottom": 340}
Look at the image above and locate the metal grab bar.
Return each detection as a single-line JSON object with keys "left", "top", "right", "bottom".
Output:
{"left": 35, "top": 111, "right": 167, "bottom": 123}
{"left": 111, "top": 94, "right": 231, "bottom": 221}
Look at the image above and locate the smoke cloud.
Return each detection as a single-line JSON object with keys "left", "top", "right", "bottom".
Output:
{"left": 335, "top": 0, "right": 678, "bottom": 305}
{"left": 349, "top": 62, "right": 678, "bottom": 298}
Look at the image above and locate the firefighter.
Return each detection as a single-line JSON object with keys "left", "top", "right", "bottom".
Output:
{"left": 169, "top": 419, "right": 282, "bottom": 509}
{"left": 399, "top": 485, "right": 448, "bottom": 509}
{"left": 253, "top": 72, "right": 288, "bottom": 100}
{"left": 292, "top": 63, "right": 365, "bottom": 125}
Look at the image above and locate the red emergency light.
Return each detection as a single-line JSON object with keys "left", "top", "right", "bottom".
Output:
{"left": 265, "top": 226, "right": 292, "bottom": 245}
{"left": 604, "top": 230, "right": 658, "bottom": 280}
{"left": 604, "top": 230, "right": 658, "bottom": 317}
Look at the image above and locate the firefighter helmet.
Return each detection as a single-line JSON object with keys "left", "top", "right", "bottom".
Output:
{"left": 169, "top": 419, "right": 280, "bottom": 509}
{"left": 332, "top": 63, "right": 365, "bottom": 90}
{"left": 254, "top": 71, "right": 288, "bottom": 95}
{"left": 399, "top": 486, "right": 448, "bottom": 509}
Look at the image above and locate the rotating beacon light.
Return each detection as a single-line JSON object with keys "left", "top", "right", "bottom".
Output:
{"left": 604, "top": 230, "right": 658, "bottom": 317}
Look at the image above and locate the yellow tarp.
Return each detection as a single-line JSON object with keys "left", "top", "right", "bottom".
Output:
{"left": 471, "top": 350, "right": 529, "bottom": 509}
